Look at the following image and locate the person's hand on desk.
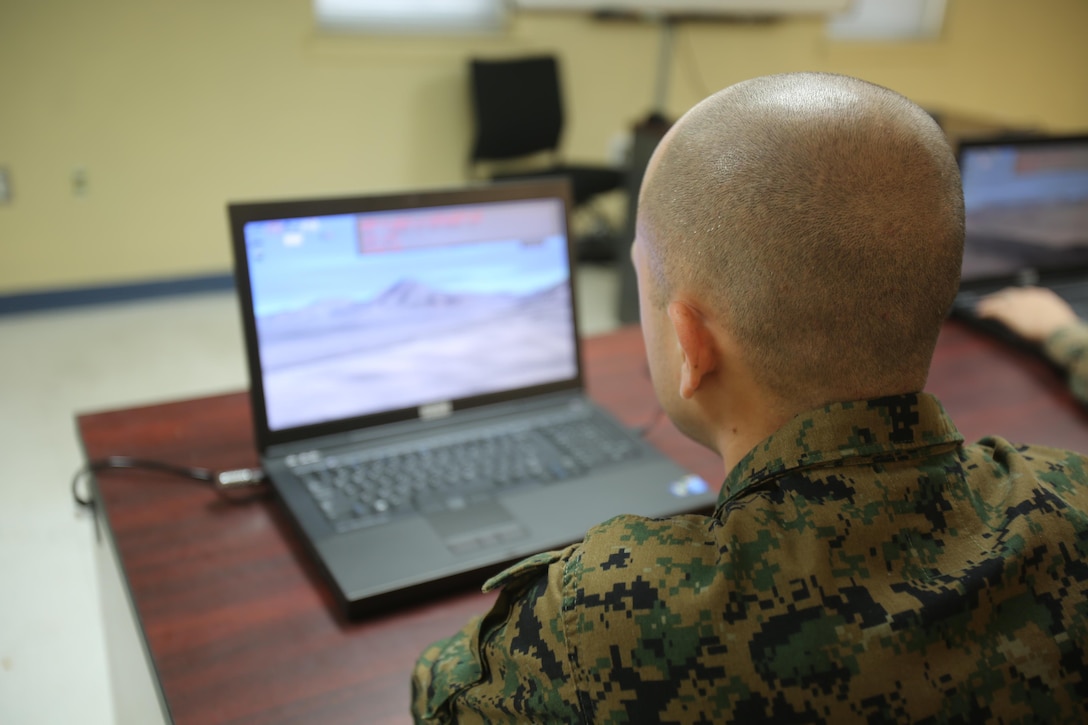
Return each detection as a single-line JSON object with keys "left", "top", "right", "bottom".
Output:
{"left": 977, "top": 286, "right": 1088, "bottom": 406}
{"left": 975, "top": 286, "right": 1078, "bottom": 343}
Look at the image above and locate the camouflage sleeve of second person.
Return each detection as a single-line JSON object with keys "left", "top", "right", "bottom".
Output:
{"left": 1044, "top": 320, "right": 1088, "bottom": 405}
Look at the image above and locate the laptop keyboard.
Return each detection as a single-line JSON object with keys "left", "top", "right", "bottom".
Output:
{"left": 290, "top": 408, "right": 643, "bottom": 533}
{"left": 1048, "top": 281, "right": 1088, "bottom": 318}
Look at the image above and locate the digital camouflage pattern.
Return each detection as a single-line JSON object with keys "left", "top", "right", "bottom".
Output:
{"left": 412, "top": 392, "right": 1088, "bottom": 723}
{"left": 1046, "top": 321, "right": 1088, "bottom": 405}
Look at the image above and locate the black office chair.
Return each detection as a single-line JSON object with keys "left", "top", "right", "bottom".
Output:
{"left": 468, "top": 55, "right": 625, "bottom": 209}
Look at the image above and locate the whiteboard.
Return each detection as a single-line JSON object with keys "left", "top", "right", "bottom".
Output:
{"left": 514, "top": 0, "right": 851, "bottom": 16}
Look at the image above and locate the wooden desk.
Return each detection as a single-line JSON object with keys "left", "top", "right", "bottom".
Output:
{"left": 80, "top": 323, "right": 1087, "bottom": 725}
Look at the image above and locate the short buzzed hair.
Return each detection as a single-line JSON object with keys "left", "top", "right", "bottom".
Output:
{"left": 639, "top": 72, "right": 965, "bottom": 407}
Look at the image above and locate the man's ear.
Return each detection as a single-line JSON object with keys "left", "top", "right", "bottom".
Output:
{"left": 667, "top": 301, "right": 719, "bottom": 399}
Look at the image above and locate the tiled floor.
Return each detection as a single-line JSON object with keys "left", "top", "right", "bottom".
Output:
{"left": 0, "top": 263, "right": 621, "bottom": 724}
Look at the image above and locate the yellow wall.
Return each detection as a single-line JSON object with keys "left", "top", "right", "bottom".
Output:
{"left": 1, "top": 0, "right": 1086, "bottom": 296}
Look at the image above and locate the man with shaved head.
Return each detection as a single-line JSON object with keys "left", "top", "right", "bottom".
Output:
{"left": 412, "top": 73, "right": 1088, "bottom": 723}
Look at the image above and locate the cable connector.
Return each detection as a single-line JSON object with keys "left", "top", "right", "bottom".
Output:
{"left": 216, "top": 467, "right": 266, "bottom": 489}
{"left": 71, "top": 457, "right": 268, "bottom": 509}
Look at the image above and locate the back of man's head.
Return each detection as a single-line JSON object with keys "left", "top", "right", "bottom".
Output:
{"left": 639, "top": 72, "right": 965, "bottom": 409}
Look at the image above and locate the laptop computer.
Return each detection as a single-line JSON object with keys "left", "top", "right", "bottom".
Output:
{"left": 950, "top": 134, "right": 1088, "bottom": 343}
{"left": 227, "top": 179, "right": 715, "bottom": 619}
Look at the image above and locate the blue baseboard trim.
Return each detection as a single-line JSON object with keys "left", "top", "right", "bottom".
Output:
{"left": 0, "top": 273, "right": 236, "bottom": 316}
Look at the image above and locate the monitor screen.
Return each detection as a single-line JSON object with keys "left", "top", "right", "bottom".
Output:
{"left": 959, "top": 137, "right": 1088, "bottom": 282}
{"left": 241, "top": 196, "right": 578, "bottom": 432}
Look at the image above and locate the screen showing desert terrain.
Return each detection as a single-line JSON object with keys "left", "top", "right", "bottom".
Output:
{"left": 243, "top": 198, "right": 577, "bottom": 431}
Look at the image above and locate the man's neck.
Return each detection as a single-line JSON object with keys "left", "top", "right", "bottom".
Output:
{"left": 714, "top": 399, "right": 794, "bottom": 480}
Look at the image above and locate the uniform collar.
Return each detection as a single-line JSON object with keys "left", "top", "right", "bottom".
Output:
{"left": 719, "top": 393, "right": 963, "bottom": 505}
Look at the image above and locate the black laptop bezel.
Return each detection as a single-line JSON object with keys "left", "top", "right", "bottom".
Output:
{"left": 227, "top": 178, "right": 585, "bottom": 454}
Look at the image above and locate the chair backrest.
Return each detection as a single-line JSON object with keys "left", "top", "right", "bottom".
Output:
{"left": 469, "top": 56, "right": 565, "bottom": 162}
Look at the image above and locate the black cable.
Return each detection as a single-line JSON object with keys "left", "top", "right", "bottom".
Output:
{"left": 71, "top": 456, "right": 265, "bottom": 508}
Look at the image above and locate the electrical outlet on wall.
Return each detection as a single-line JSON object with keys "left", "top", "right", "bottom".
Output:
{"left": 72, "top": 167, "right": 89, "bottom": 197}
{"left": 0, "top": 167, "right": 11, "bottom": 204}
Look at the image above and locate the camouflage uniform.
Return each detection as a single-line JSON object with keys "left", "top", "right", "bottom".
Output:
{"left": 413, "top": 388, "right": 1088, "bottom": 723}
{"left": 1046, "top": 321, "right": 1088, "bottom": 405}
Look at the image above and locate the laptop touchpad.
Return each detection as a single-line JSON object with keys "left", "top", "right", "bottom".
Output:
{"left": 427, "top": 500, "right": 528, "bottom": 555}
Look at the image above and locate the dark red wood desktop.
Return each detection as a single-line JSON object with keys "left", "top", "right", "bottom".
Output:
{"left": 79, "top": 322, "right": 1088, "bottom": 724}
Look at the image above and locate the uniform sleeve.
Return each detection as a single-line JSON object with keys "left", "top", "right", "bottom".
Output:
{"left": 411, "top": 546, "right": 584, "bottom": 724}
{"left": 1043, "top": 321, "right": 1088, "bottom": 405}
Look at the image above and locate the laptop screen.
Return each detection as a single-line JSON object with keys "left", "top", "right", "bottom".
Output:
{"left": 231, "top": 184, "right": 579, "bottom": 437}
{"left": 959, "top": 135, "right": 1088, "bottom": 283}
